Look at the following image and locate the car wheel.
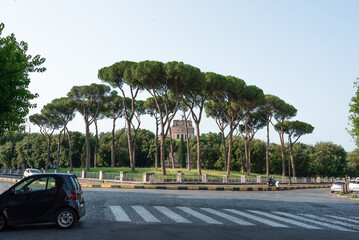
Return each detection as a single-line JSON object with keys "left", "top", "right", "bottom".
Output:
{"left": 55, "top": 208, "right": 77, "bottom": 229}
{"left": 0, "top": 214, "right": 6, "bottom": 231}
{"left": 331, "top": 191, "right": 334, "bottom": 193}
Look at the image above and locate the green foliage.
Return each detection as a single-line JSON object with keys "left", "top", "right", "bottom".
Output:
{"left": 0, "top": 23, "right": 45, "bottom": 135}
{"left": 310, "top": 142, "right": 347, "bottom": 177}
{"left": 348, "top": 79, "right": 359, "bottom": 147}
{"left": 346, "top": 149, "right": 359, "bottom": 176}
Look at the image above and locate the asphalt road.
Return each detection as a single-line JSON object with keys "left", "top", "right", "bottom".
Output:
{"left": 0, "top": 181, "right": 358, "bottom": 240}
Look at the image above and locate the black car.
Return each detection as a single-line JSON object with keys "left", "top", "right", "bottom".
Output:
{"left": 0, "top": 173, "right": 85, "bottom": 231}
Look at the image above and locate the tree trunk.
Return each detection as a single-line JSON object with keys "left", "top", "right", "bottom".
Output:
{"left": 94, "top": 120, "right": 99, "bottom": 168}
{"left": 56, "top": 129, "right": 64, "bottom": 172}
{"left": 247, "top": 142, "right": 251, "bottom": 176}
{"left": 289, "top": 139, "right": 296, "bottom": 178}
{"left": 238, "top": 138, "right": 245, "bottom": 173}
{"left": 221, "top": 130, "right": 227, "bottom": 171}
{"left": 66, "top": 127, "right": 73, "bottom": 172}
{"left": 181, "top": 106, "right": 191, "bottom": 171}
{"left": 46, "top": 141, "right": 50, "bottom": 172}
{"left": 168, "top": 127, "right": 175, "bottom": 169}
{"left": 160, "top": 133, "right": 166, "bottom": 175}
{"left": 266, "top": 121, "right": 270, "bottom": 177}
{"left": 245, "top": 124, "right": 251, "bottom": 176}
{"left": 227, "top": 123, "right": 233, "bottom": 176}
{"left": 85, "top": 118, "right": 91, "bottom": 172}
{"left": 126, "top": 119, "right": 134, "bottom": 172}
{"left": 155, "top": 118, "right": 159, "bottom": 170}
{"left": 244, "top": 139, "right": 249, "bottom": 175}
{"left": 195, "top": 121, "right": 201, "bottom": 175}
{"left": 111, "top": 118, "right": 116, "bottom": 168}
{"left": 279, "top": 128, "right": 286, "bottom": 177}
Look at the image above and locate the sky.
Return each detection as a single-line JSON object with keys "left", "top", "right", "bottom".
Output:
{"left": 1, "top": 0, "right": 358, "bottom": 151}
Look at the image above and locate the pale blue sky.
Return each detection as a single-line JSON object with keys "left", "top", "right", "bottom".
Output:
{"left": 1, "top": 0, "right": 358, "bottom": 151}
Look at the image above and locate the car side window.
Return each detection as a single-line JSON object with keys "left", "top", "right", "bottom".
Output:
{"left": 47, "top": 177, "right": 57, "bottom": 192}
{"left": 14, "top": 177, "right": 48, "bottom": 194}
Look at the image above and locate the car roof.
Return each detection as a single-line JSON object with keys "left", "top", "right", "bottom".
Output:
{"left": 24, "top": 173, "right": 76, "bottom": 177}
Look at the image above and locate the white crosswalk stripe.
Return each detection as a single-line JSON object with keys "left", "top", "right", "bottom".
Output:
{"left": 301, "top": 214, "right": 359, "bottom": 230}
{"left": 248, "top": 210, "right": 321, "bottom": 229}
{"left": 224, "top": 209, "right": 289, "bottom": 228}
{"left": 154, "top": 206, "right": 191, "bottom": 223}
{"left": 274, "top": 212, "right": 355, "bottom": 232}
{"left": 177, "top": 207, "right": 223, "bottom": 224}
{"left": 108, "top": 205, "right": 357, "bottom": 232}
{"left": 132, "top": 206, "right": 160, "bottom": 223}
{"left": 201, "top": 208, "right": 254, "bottom": 226}
{"left": 325, "top": 215, "right": 359, "bottom": 224}
{"left": 109, "top": 206, "right": 131, "bottom": 222}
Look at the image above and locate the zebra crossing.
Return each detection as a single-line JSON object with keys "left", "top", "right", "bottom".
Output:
{"left": 108, "top": 205, "right": 359, "bottom": 232}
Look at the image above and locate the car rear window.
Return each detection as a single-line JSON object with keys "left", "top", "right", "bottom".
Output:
{"left": 69, "top": 176, "right": 81, "bottom": 191}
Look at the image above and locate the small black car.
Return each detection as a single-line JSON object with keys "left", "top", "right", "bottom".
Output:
{"left": 0, "top": 173, "right": 85, "bottom": 231}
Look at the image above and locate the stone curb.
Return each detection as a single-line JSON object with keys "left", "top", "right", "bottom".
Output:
{"left": 0, "top": 177, "right": 330, "bottom": 191}
{"left": 79, "top": 184, "right": 330, "bottom": 191}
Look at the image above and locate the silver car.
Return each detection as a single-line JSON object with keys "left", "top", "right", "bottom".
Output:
{"left": 349, "top": 180, "right": 359, "bottom": 193}
{"left": 22, "top": 168, "right": 41, "bottom": 178}
{"left": 330, "top": 181, "right": 345, "bottom": 193}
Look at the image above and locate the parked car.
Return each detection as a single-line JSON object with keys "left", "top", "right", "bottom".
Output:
{"left": 330, "top": 181, "right": 345, "bottom": 193}
{"left": 23, "top": 168, "right": 41, "bottom": 178}
{"left": 349, "top": 180, "right": 359, "bottom": 193}
{"left": 0, "top": 173, "right": 85, "bottom": 231}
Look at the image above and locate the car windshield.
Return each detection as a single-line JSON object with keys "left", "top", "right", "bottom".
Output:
{"left": 333, "top": 182, "right": 345, "bottom": 184}
{"left": 30, "top": 169, "right": 41, "bottom": 173}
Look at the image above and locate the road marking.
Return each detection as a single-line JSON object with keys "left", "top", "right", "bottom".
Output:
{"left": 274, "top": 212, "right": 355, "bottom": 232}
{"left": 132, "top": 206, "right": 160, "bottom": 223}
{"left": 177, "top": 207, "right": 223, "bottom": 224}
{"left": 154, "top": 206, "right": 191, "bottom": 223}
{"left": 109, "top": 206, "right": 131, "bottom": 222}
{"left": 325, "top": 215, "right": 359, "bottom": 224}
{"left": 301, "top": 214, "right": 359, "bottom": 230}
{"left": 248, "top": 210, "right": 321, "bottom": 229}
{"left": 201, "top": 208, "right": 254, "bottom": 226}
{"left": 224, "top": 209, "right": 288, "bottom": 228}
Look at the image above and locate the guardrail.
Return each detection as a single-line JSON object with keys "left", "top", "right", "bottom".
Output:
{"left": 0, "top": 168, "right": 341, "bottom": 184}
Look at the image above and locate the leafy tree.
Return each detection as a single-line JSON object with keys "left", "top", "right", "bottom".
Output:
{"left": 145, "top": 97, "right": 160, "bottom": 169}
{"left": 98, "top": 61, "right": 141, "bottom": 172}
{"left": 238, "top": 112, "right": 266, "bottom": 175}
{"left": 42, "top": 97, "right": 76, "bottom": 171}
{"left": 282, "top": 120, "right": 314, "bottom": 178}
{"left": 205, "top": 100, "right": 229, "bottom": 170}
{"left": 270, "top": 97, "right": 297, "bottom": 176}
{"left": 67, "top": 83, "right": 111, "bottom": 171}
{"left": 207, "top": 73, "right": 246, "bottom": 175}
{"left": 347, "top": 149, "right": 359, "bottom": 176}
{"left": 311, "top": 142, "right": 346, "bottom": 177}
{"left": 0, "top": 23, "right": 45, "bottom": 135}
{"left": 237, "top": 85, "right": 265, "bottom": 175}
{"left": 348, "top": 79, "right": 359, "bottom": 147}
{"left": 103, "top": 91, "right": 124, "bottom": 168}
{"left": 257, "top": 94, "right": 277, "bottom": 176}
{"left": 177, "top": 63, "right": 207, "bottom": 174}
{"left": 29, "top": 113, "right": 61, "bottom": 171}
{"left": 128, "top": 61, "right": 177, "bottom": 175}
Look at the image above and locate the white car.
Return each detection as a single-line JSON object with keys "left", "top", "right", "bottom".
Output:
{"left": 23, "top": 168, "right": 41, "bottom": 178}
{"left": 349, "top": 180, "right": 359, "bottom": 193}
{"left": 330, "top": 181, "right": 345, "bottom": 193}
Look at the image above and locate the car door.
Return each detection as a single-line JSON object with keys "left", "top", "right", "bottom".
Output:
{"left": 6, "top": 176, "right": 58, "bottom": 224}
